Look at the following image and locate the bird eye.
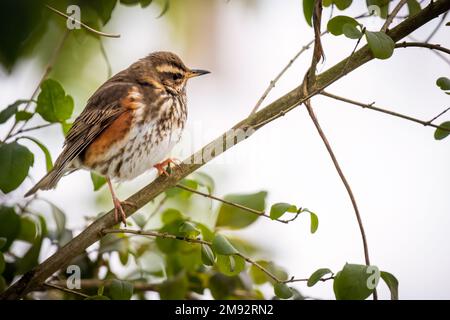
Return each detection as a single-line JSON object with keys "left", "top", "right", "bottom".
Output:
{"left": 172, "top": 73, "right": 182, "bottom": 81}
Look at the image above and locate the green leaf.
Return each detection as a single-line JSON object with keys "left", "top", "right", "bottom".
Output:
{"left": 216, "top": 191, "right": 267, "bottom": 229}
{"left": 89, "top": 0, "right": 118, "bottom": 25}
{"left": 90, "top": 172, "right": 107, "bottom": 191}
{"left": 156, "top": 220, "right": 183, "bottom": 253}
{"left": 249, "top": 260, "right": 272, "bottom": 285}
{"left": 307, "top": 268, "right": 333, "bottom": 287}
{"left": 323, "top": 0, "right": 352, "bottom": 10}
{"left": 161, "top": 208, "right": 183, "bottom": 225}
{"left": 343, "top": 25, "right": 363, "bottom": 39}
{"left": 19, "top": 136, "right": 53, "bottom": 172}
{"left": 333, "top": 263, "right": 379, "bottom": 300}
{"left": 327, "top": 16, "right": 360, "bottom": 38}
{"left": 0, "top": 142, "right": 34, "bottom": 193}
{"left": 0, "top": 276, "right": 6, "bottom": 293}
{"left": 216, "top": 254, "right": 245, "bottom": 276}
{"left": 303, "top": 0, "right": 314, "bottom": 27}
{"left": 380, "top": 271, "right": 399, "bottom": 300}
{"left": 270, "top": 203, "right": 297, "bottom": 220}
{"left": 61, "top": 121, "right": 72, "bottom": 136}
{"left": 50, "top": 203, "right": 66, "bottom": 239}
{"left": 191, "top": 172, "right": 215, "bottom": 193}
{"left": 159, "top": 272, "right": 189, "bottom": 300}
{"left": 0, "top": 207, "right": 21, "bottom": 251}
{"left": 274, "top": 282, "right": 293, "bottom": 299}
{"left": 212, "top": 234, "right": 238, "bottom": 255}
{"left": 201, "top": 244, "right": 215, "bottom": 266}
{"left": 366, "top": 0, "right": 389, "bottom": 19}
{"left": 140, "top": 0, "right": 153, "bottom": 8}
{"left": 308, "top": 210, "right": 319, "bottom": 233}
{"left": 17, "top": 215, "right": 39, "bottom": 242}
{"left": 16, "top": 216, "right": 47, "bottom": 274}
{"left": 157, "top": 0, "right": 170, "bottom": 18}
{"left": 434, "top": 122, "right": 450, "bottom": 140}
{"left": 0, "top": 237, "right": 6, "bottom": 250}
{"left": 436, "top": 77, "right": 450, "bottom": 91}
{"left": 108, "top": 279, "right": 133, "bottom": 300}
{"left": 407, "top": 0, "right": 421, "bottom": 16}
{"left": 36, "top": 79, "right": 74, "bottom": 123}
{"left": 15, "top": 111, "right": 33, "bottom": 121}
{"left": 0, "top": 253, "right": 5, "bottom": 274}
{"left": 365, "top": 31, "right": 395, "bottom": 60}
{"left": 0, "top": 99, "right": 30, "bottom": 124}
{"left": 209, "top": 273, "right": 239, "bottom": 299}
{"left": 178, "top": 221, "right": 200, "bottom": 237}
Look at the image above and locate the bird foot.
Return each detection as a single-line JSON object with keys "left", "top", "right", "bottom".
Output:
{"left": 154, "top": 158, "right": 181, "bottom": 176}
{"left": 112, "top": 199, "right": 136, "bottom": 226}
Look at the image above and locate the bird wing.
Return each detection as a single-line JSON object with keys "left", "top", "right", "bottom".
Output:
{"left": 54, "top": 81, "right": 138, "bottom": 171}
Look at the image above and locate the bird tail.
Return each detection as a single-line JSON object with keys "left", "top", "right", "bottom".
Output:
{"left": 24, "top": 166, "right": 68, "bottom": 197}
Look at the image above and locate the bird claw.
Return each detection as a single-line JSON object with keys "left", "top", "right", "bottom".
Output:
{"left": 154, "top": 158, "right": 181, "bottom": 176}
{"left": 113, "top": 198, "right": 134, "bottom": 226}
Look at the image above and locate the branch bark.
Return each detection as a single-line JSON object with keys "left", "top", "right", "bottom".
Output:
{"left": 2, "top": 0, "right": 449, "bottom": 300}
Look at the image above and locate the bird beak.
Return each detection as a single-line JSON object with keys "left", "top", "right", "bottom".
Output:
{"left": 188, "top": 69, "right": 211, "bottom": 78}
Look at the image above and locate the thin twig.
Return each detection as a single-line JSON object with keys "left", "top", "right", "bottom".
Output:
{"left": 283, "top": 275, "right": 334, "bottom": 284}
{"left": 247, "top": 7, "right": 376, "bottom": 117}
{"left": 395, "top": 41, "right": 450, "bottom": 55}
{"left": 304, "top": 101, "right": 373, "bottom": 275}
{"left": 99, "top": 39, "right": 113, "bottom": 78}
{"left": 175, "top": 183, "right": 301, "bottom": 224}
{"left": 46, "top": 5, "right": 120, "bottom": 38}
{"left": 2, "top": 30, "right": 69, "bottom": 143}
{"left": 103, "top": 228, "right": 310, "bottom": 285}
{"left": 43, "top": 282, "right": 89, "bottom": 298}
{"left": 102, "top": 228, "right": 210, "bottom": 246}
{"left": 51, "top": 279, "right": 159, "bottom": 292}
{"left": 321, "top": 91, "right": 450, "bottom": 132}
{"left": 148, "top": 195, "right": 168, "bottom": 219}
{"left": 424, "top": 11, "right": 448, "bottom": 43}
{"left": 248, "top": 33, "right": 326, "bottom": 116}
{"left": 407, "top": 35, "right": 450, "bottom": 66}
{"left": 8, "top": 123, "right": 54, "bottom": 139}
{"left": 302, "top": 0, "right": 373, "bottom": 295}
{"left": 381, "top": 0, "right": 408, "bottom": 32}
{"left": 427, "top": 107, "right": 450, "bottom": 124}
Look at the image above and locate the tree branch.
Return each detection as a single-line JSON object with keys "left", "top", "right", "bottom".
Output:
{"left": 381, "top": 0, "right": 408, "bottom": 32}
{"left": 321, "top": 91, "right": 450, "bottom": 132}
{"left": 175, "top": 183, "right": 301, "bottom": 224}
{"left": 395, "top": 41, "right": 450, "bottom": 55}
{"left": 42, "top": 282, "right": 89, "bottom": 298}
{"left": 46, "top": 5, "right": 120, "bottom": 38}
{"left": 2, "top": 0, "right": 448, "bottom": 300}
{"left": 103, "top": 228, "right": 284, "bottom": 283}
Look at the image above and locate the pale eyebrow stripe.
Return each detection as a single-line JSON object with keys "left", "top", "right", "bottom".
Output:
{"left": 156, "top": 64, "right": 184, "bottom": 74}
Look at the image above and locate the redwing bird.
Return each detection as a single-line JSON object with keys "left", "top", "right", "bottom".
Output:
{"left": 25, "top": 51, "right": 210, "bottom": 225}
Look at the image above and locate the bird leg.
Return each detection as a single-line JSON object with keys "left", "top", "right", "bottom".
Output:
{"left": 153, "top": 158, "right": 181, "bottom": 176}
{"left": 106, "top": 178, "right": 135, "bottom": 226}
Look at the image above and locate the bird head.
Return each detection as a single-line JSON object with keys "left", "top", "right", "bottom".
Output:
{"left": 136, "top": 51, "right": 210, "bottom": 94}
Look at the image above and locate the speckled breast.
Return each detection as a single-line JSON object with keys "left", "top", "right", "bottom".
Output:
{"left": 86, "top": 93, "right": 187, "bottom": 181}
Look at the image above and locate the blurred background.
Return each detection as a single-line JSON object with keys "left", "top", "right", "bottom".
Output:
{"left": 1, "top": 0, "right": 449, "bottom": 299}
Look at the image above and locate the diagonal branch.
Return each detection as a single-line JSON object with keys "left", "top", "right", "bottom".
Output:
{"left": 2, "top": 0, "right": 448, "bottom": 300}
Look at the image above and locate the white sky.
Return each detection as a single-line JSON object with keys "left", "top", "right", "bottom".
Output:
{"left": 1, "top": 0, "right": 449, "bottom": 299}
